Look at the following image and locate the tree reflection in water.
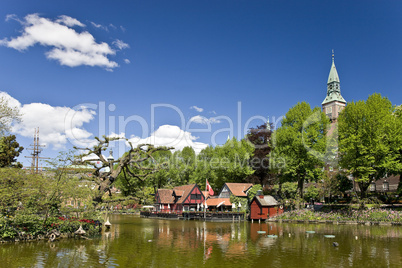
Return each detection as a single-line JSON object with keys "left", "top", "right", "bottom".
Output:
{"left": 0, "top": 215, "right": 400, "bottom": 267}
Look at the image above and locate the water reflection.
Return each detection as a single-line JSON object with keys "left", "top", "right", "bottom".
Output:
{"left": 0, "top": 215, "right": 400, "bottom": 267}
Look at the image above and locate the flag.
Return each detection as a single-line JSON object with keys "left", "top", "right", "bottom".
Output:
{"left": 206, "top": 179, "right": 214, "bottom": 196}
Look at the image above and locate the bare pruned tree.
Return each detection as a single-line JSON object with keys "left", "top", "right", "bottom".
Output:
{"left": 75, "top": 136, "right": 173, "bottom": 205}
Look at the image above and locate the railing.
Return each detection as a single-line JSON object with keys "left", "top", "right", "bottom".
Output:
{"left": 140, "top": 211, "right": 245, "bottom": 221}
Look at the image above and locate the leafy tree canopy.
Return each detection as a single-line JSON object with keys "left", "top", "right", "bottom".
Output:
{"left": 0, "top": 134, "right": 23, "bottom": 168}
{"left": 338, "top": 93, "right": 399, "bottom": 197}
{"left": 273, "top": 102, "right": 329, "bottom": 198}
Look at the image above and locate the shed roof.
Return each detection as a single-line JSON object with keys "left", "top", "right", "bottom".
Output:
{"left": 254, "top": 195, "right": 279, "bottom": 206}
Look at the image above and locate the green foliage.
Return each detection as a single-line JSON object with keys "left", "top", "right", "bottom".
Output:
{"left": 0, "top": 95, "right": 21, "bottom": 135}
{"left": 229, "top": 195, "right": 247, "bottom": 212}
{"left": 335, "top": 173, "right": 353, "bottom": 194}
{"left": 338, "top": 93, "right": 399, "bottom": 197}
{"left": 280, "top": 182, "right": 298, "bottom": 199}
{"left": 245, "top": 122, "right": 274, "bottom": 186}
{"left": 0, "top": 151, "right": 101, "bottom": 239}
{"left": 304, "top": 185, "right": 319, "bottom": 201}
{"left": 121, "top": 138, "right": 255, "bottom": 203}
{"left": 115, "top": 148, "right": 173, "bottom": 202}
{"left": 181, "top": 138, "right": 254, "bottom": 192}
{"left": 247, "top": 184, "right": 263, "bottom": 202}
{"left": 0, "top": 135, "right": 23, "bottom": 168}
{"left": 273, "top": 102, "right": 329, "bottom": 198}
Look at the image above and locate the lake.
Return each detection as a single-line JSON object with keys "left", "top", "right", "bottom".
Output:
{"left": 0, "top": 214, "right": 401, "bottom": 267}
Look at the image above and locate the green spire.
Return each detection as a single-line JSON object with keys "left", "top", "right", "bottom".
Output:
{"left": 327, "top": 50, "right": 340, "bottom": 84}
{"left": 322, "top": 50, "right": 346, "bottom": 105}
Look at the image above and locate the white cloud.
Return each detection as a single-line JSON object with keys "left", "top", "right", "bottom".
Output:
{"left": 90, "top": 21, "right": 108, "bottom": 31}
{"left": 0, "top": 14, "right": 118, "bottom": 69}
{"left": 113, "top": 39, "right": 129, "bottom": 50}
{"left": 1, "top": 92, "right": 96, "bottom": 149}
{"left": 190, "top": 105, "right": 204, "bottom": 112}
{"left": 120, "top": 25, "right": 126, "bottom": 32}
{"left": 56, "top": 15, "right": 85, "bottom": 27}
{"left": 5, "top": 14, "right": 22, "bottom": 23}
{"left": 189, "top": 115, "right": 221, "bottom": 125}
{"left": 127, "top": 125, "right": 208, "bottom": 154}
{"left": 124, "top": 59, "right": 130, "bottom": 64}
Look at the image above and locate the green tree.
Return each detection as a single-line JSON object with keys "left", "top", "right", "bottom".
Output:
{"left": 273, "top": 102, "right": 329, "bottom": 198}
{"left": 245, "top": 122, "right": 274, "bottom": 187}
{"left": 389, "top": 104, "right": 402, "bottom": 192}
{"left": 0, "top": 168, "right": 33, "bottom": 214}
{"left": 280, "top": 182, "right": 298, "bottom": 199}
{"left": 304, "top": 185, "right": 319, "bottom": 202}
{"left": 0, "top": 135, "right": 23, "bottom": 168}
{"left": 193, "top": 138, "right": 254, "bottom": 191}
{"left": 0, "top": 95, "right": 21, "bottom": 135}
{"left": 338, "top": 93, "right": 397, "bottom": 197}
{"left": 247, "top": 184, "right": 263, "bottom": 202}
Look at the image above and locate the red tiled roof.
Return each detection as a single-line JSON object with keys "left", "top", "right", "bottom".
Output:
{"left": 174, "top": 190, "right": 184, "bottom": 197}
{"left": 174, "top": 184, "right": 197, "bottom": 204}
{"left": 225, "top": 183, "right": 253, "bottom": 197}
{"left": 156, "top": 189, "right": 175, "bottom": 204}
{"left": 206, "top": 198, "right": 231, "bottom": 207}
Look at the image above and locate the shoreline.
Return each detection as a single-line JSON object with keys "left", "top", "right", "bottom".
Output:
{"left": 267, "top": 218, "right": 402, "bottom": 226}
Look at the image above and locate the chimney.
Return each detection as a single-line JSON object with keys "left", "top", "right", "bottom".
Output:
{"left": 256, "top": 190, "right": 263, "bottom": 198}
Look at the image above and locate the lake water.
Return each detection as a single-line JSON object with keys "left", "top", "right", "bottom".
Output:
{"left": 0, "top": 214, "right": 401, "bottom": 267}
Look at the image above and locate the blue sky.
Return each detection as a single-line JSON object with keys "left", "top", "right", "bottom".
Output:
{"left": 1, "top": 0, "right": 401, "bottom": 166}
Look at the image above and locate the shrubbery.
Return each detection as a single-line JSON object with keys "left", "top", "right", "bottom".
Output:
{"left": 276, "top": 208, "right": 401, "bottom": 223}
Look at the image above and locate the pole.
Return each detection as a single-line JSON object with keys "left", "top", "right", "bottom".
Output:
{"left": 204, "top": 179, "right": 207, "bottom": 220}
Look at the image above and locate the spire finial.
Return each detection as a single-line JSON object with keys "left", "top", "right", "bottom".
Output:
{"left": 332, "top": 49, "right": 334, "bottom": 63}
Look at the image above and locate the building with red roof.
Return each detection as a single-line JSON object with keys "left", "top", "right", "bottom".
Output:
{"left": 155, "top": 184, "right": 206, "bottom": 213}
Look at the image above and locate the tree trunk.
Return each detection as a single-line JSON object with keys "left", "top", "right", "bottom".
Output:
{"left": 358, "top": 181, "right": 368, "bottom": 199}
{"left": 298, "top": 176, "right": 304, "bottom": 199}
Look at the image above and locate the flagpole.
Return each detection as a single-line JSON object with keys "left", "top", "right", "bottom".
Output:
{"left": 204, "top": 179, "right": 207, "bottom": 220}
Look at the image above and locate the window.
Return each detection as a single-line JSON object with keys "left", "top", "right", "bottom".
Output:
{"left": 191, "top": 194, "right": 201, "bottom": 200}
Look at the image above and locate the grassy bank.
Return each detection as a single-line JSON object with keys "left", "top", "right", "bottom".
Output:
{"left": 275, "top": 208, "right": 402, "bottom": 223}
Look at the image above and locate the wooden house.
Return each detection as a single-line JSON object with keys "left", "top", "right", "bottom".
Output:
{"left": 155, "top": 189, "right": 175, "bottom": 212}
{"left": 218, "top": 183, "right": 253, "bottom": 198}
{"left": 174, "top": 184, "right": 205, "bottom": 212}
{"left": 249, "top": 191, "right": 283, "bottom": 220}
{"left": 155, "top": 184, "right": 206, "bottom": 213}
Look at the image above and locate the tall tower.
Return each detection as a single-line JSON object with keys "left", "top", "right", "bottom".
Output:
{"left": 322, "top": 51, "right": 346, "bottom": 122}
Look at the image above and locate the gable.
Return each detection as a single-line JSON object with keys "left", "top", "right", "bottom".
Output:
{"left": 224, "top": 183, "right": 253, "bottom": 197}
{"left": 176, "top": 184, "right": 205, "bottom": 204}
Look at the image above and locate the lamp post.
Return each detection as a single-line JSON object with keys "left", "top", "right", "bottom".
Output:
{"left": 370, "top": 181, "right": 376, "bottom": 192}
{"left": 107, "top": 149, "right": 114, "bottom": 168}
{"left": 383, "top": 180, "right": 389, "bottom": 192}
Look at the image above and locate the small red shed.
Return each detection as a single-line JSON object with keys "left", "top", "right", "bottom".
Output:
{"left": 250, "top": 192, "right": 283, "bottom": 220}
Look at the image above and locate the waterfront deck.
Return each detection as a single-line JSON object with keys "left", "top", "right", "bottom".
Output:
{"left": 140, "top": 211, "right": 245, "bottom": 222}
